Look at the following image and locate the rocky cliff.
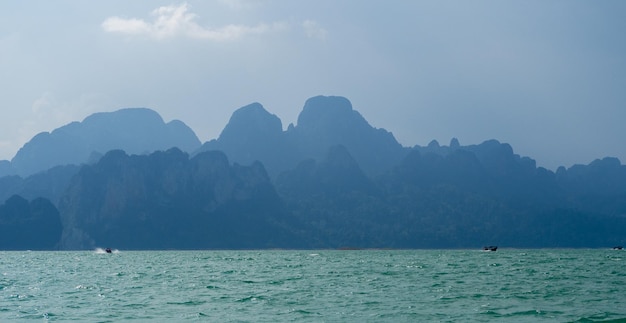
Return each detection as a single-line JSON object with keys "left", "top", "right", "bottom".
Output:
{"left": 57, "top": 148, "right": 300, "bottom": 250}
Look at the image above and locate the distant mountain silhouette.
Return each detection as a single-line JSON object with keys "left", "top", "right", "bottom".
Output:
{"left": 288, "top": 96, "right": 406, "bottom": 176}
{"left": 198, "top": 103, "right": 295, "bottom": 178}
{"left": 196, "top": 95, "right": 407, "bottom": 177}
{"left": 555, "top": 157, "right": 626, "bottom": 216}
{"left": 1, "top": 95, "right": 625, "bottom": 250}
{"left": 274, "top": 139, "right": 626, "bottom": 248}
{"left": 6, "top": 108, "right": 201, "bottom": 177}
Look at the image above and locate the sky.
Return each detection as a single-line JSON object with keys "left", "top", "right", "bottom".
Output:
{"left": 1, "top": 1, "right": 625, "bottom": 170}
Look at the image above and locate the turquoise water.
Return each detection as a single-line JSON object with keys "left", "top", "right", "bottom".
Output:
{"left": 1, "top": 249, "right": 625, "bottom": 322}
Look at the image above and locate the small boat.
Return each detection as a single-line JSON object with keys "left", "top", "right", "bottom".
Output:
{"left": 613, "top": 246, "right": 623, "bottom": 250}
{"left": 483, "top": 246, "right": 498, "bottom": 251}
{"left": 105, "top": 248, "right": 112, "bottom": 253}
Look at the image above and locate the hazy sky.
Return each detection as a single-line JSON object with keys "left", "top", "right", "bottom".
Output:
{"left": 1, "top": 1, "right": 625, "bottom": 170}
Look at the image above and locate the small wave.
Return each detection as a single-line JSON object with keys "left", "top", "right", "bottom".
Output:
{"left": 166, "top": 300, "right": 207, "bottom": 306}
{"left": 236, "top": 295, "right": 267, "bottom": 303}
{"left": 288, "top": 309, "right": 322, "bottom": 316}
{"left": 570, "top": 314, "right": 626, "bottom": 322}
{"left": 75, "top": 284, "right": 96, "bottom": 290}
{"left": 94, "top": 248, "right": 120, "bottom": 254}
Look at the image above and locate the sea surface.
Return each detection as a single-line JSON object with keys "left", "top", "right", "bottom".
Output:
{"left": 1, "top": 249, "right": 625, "bottom": 322}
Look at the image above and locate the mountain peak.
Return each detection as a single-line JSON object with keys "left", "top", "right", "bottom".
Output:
{"left": 218, "top": 102, "right": 283, "bottom": 142}
{"left": 82, "top": 107, "right": 164, "bottom": 126}
{"left": 195, "top": 95, "right": 408, "bottom": 178}
{"left": 196, "top": 102, "right": 289, "bottom": 178}
{"left": 296, "top": 95, "right": 358, "bottom": 129}
{"left": 9, "top": 108, "right": 201, "bottom": 177}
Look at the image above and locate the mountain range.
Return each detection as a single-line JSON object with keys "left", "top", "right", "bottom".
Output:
{"left": 1, "top": 108, "right": 201, "bottom": 178}
{"left": 1, "top": 95, "right": 624, "bottom": 249}
{"left": 198, "top": 96, "right": 405, "bottom": 178}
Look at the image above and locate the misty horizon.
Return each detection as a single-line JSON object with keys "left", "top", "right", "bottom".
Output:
{"left": 1, "top": 98, "right": 623, "bottom": 172}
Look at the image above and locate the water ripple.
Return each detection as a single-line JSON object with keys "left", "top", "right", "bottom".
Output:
{"left": 1, "top": 249, "right": 625, "bottom": 321}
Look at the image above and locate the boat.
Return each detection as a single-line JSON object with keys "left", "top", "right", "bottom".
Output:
{"left": 613, "top": 246, "right": 623, "bottom": 250}
{"left": 105, "top": 248, "right": 112, "bottom": 253}
{"left": 483, "top": 246, "right": 498, "bottom": 251}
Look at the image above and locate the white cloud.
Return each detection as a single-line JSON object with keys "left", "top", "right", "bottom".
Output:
{"left": 302, "top": 20, "right": 327, "bottom": 40}
{"left": 101, "top": 17, "right": 151, "bottom": 35}
{"left": 102, "top": 2, "right": 284, "bottom": 41}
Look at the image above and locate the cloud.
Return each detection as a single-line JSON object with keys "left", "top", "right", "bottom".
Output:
{"left": 102, "top": 2, "right": 284, "bottom": 41}
{"left": 302, "top": 20, "right": 327, "bottom": 40}
{"left": 101, "top": 17, "right": 151, "bottom": 36}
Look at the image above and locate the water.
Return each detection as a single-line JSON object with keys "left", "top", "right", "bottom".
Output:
{"left": 1, "top": 249, "right": 625, "bottom": 322}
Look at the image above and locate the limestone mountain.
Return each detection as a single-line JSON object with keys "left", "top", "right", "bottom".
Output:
{"left": 57, "top": 148, "right": 301, "bottom": 250}
{"left": 7, "top": 108, "right": 201, "bottom": 177}
{"left": 196, "top": 95, "right": 407, "bottom": 178}
{"left": 287, "top": 95, "right": 407, "bottom": 176}
{"left": 1, "top": 96, "right": 625, "bottom": 250}
{"left": 198, "top": 103, "right": 295, "bottom": 178}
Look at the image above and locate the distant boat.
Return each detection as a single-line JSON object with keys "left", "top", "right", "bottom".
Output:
{"left": 105, "top": 248, "right": 112, "bottom": 253}
{"left": 483, "top": 246, "right": 498, "bottom": 251}
{"left": 613, "top": 246, "right": 623, "bottom": 250}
